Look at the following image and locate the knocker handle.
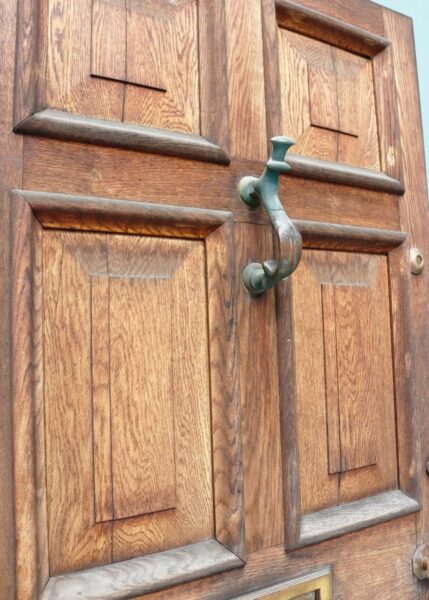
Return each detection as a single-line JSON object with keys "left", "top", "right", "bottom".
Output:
{"left": 238, "top": 136, "right": 302, "bottom": 295}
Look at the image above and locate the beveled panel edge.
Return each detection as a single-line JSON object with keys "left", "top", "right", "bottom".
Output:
{"left": 14, "top": 109, "right": 231, "bottom": 165}
{"left": 295, "top": 219, "right": 407, "bottom": 253}
{"left": 11, "top": 189, "right": 232, "bottom": 239}
{"left": 292, "top": 490, "right": 420, "bottom": 550}
{"left": 275, "top": 0, "right": 390, "bottom": 57}
{"left": 231, "top": 566, "right": 331, "bottom": 600}
{"left": 286, "top": 154, "right": 404, "bottom": 195}
{"left": 40, "top": 539, "right": 244, "bottom": 600}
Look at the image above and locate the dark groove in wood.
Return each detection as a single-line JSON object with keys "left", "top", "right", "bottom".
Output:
{"left": 14, "top": 110, "right": 231, "bottom": 165}
{"left": 40, "top": 540, "right": 244, "bottom": 600}
{"left": 275, "top": 0, "right": 390, "bottom": 58}
{"left": 286, "top": 154, "right": 404, "bottom": 194}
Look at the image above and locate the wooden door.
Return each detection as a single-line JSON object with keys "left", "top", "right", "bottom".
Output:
{"left": 1, "top": 0, "right": 428, "bottom": 599}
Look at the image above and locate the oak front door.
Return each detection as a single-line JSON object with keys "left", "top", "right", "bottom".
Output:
{"left": 1, "top": 0, "right": 428, "bottom": 598}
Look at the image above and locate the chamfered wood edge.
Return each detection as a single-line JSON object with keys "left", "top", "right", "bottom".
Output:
{"left": 40, "top": 539, "right": 244, "bottom": 600}
{"left": 14, "top": 109, "right": 231, "bottom": 165}
{"left": 230, "top": 566, "right": 331, "bottom": 600}
{"left": 12, "top": 189, "right": 407, "bottom": 252}
{"left": 286, "top": 154, "right": 404, "bottom": 195}
{"left": 289, "top": 490, "right": 420, "bottom": 550}
{"left": 11, "top": 189, "right": 233, "bottom": 238}
{"left": 275, "top": 0, "right": 390, "bottom": 57}
{"left": 295, "top": 220, "right": 407, "bottom": 252}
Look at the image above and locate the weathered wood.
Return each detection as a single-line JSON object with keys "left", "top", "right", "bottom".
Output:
{"left": 206, "top": 218, "right": 245, "bottom": 560}
{"left": 14, "top": 190, "right": 232, "bottom": 238}
{"left": 296, "top": 219, "right": 406, "bottom": 252}
{"left": 225, "top": 0, "right": 267, "bottom": 161}
{"left": 10, "top": 199, "right": 39, "bottom": 598}
{"left": 41, "top": 540, "right": 243, "bottom": 600}
{"left": 286, "top": 154, "right": 404, "bottom": 194}
{"left": 275, "top": 0, "right": 389, "bottom": 57}
{"left": 199, "top": 1, "right": 230, "bottom": 154}
{"left": 299, "top": 491, "right": 420, "bottom": 547}
{"left": 0, "top": 0, "right": 22, "bottom": 595}
{"left": 22, "top": 137, "right": 403, "bottom": 231}
{"left": 235, "top": 224, "right": 284, "bottom": 553}
{"left": 136, "top": 516, "right": 419, "bottom": 599}
{"left": 15, "top": 109, "right": 230, "bottom": 164}
{"left": 384, "top": 10, "right": 429, "bottom": 562}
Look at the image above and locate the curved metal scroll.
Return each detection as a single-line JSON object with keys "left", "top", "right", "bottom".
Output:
{"left": 238, "top": 136, "right": 302, "bottom": 295}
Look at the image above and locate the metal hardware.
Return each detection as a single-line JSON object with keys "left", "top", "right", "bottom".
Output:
{"left": 231, "top": 567, "right": 332, "bottom": 599}
{"left": 410, "top": 247, "right": 424, "bottom": 275}
{"left": 238, "top": 136, "right": 302, "bottom": 295}
{"left": 413, "top": 544, "right": 429, "bottom": 580}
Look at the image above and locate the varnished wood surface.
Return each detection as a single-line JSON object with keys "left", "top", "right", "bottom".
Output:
{"left": 134, "top": 516, "right": 420, "bottom": 599}
{"left": 286, "top": 154, "right": 403, "bottom": 194}
{"left": 235, "top": 224, "right": 284, "bottom": 553}
{"left": 3, "top": 1, "right": 429, "bottom": 598}
{"left": 290, "top": 250, "right": 398, "bottom": 517}
{"left": 275, "top": 0, "right": 389, "bottom": 57}
{"left": 14, "top": 189, "right": 232, "bottom": 238}
{"left": 15, "top": 109, "right": 230, "bottom": 164}
{"left": 0, "top": 0, "right": 21, "bottom": 596}
{"left": 384, "top": 9, "right": 429, "bottom": 577}
{"left": 21, "top": 137, "right": 402, "bottom": 231}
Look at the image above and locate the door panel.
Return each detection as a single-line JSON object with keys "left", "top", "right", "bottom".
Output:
{"left": 2, "top": 0, "right": 429, "bottom": 599}
{"left": 10, "top": 192, "right": 245, "bottom": 599}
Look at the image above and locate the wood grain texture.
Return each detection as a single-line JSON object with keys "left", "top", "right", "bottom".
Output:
{"left": 16, "top": 190, "right": 232, "bottom": 237}
{"left": 289, "top": 0, "right": 386, "bottom": 37}
{"left": 133, "top": 516, "right": 419, "bottom": 599}
{"left": 321, "top": 284, "right": 341, "bottom": 475}
{"left": 15, "top": 109, "right": 230, "bottom": 164}
{"left": 46, "top": 0, "right": 124, "bottom": 121}
{"left": 225, "top": 0, "right": 267, "bottom": 160}
{"left": 206, "top": 218, "right": 245, "bottom": 559}
{"left": 384, "top": 10, "right": 429, "bottom": 560}
{"left": 293, "top": 251, "right": 398, "bottom": 514}
{"left": 295, "top": 220, "right": 406, "bottom": 252}
{"left": 43, "top": 231, "right": 112, "bottom": 575}
{"left": 372, "top": 41, "right": 403, "bottom": 184}
{"left": 10, "top": 200, "right": 39, "bottom": 599}
{"left": 110, "top": 236, "right": 214, "bottom": 563}
{"left": 275, "top": 0, "right": 389, "bottom": 57}
{"left": 278, "top": 29, "right": 381, "bottom": 172}
{"left": 235, "top": 224, "right": 284, "bottom": 553}
{"left": 286, "top": 154, "right": 403, "bottom": 194}
{"left": 91, "top": 0, "right": 127, "bottom": 83}
{"left": 123, "top": 1, "right": 199, "bottom": 134}
{"left": 15, "top": 0, "right": 231, "bottom": 158}
{"left": 198, "top": 0, "right": 230, "bottom": 153}
{"left": 41, "top": 540, "right": 243, "bottom": 600}
{"left": 21, "top": 137, "right": 403, "bottom": 230}
{"left": 0, "top": 0, "right": 22, "bottom": 595}
{"left": 299, "top": 490, "right": 420, "bottom": 547}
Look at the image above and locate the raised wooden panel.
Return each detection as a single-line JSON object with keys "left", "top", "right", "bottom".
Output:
{"left": 278, "top": 29, "right": 380, "bottom": 170}
{"left": 277, "top": 231, "right": 420, "bottom": 550}
{"left": 293, "top": 250, "right": 396, "bottom": 513}
{"left": 14, "top": 0, "right": 230, "bottom": 163}
{"left": 43, "top": 231, "right": 212, "bottom": 574}
{"left": 10, "top": 191, "right": 245, "bottom": 598}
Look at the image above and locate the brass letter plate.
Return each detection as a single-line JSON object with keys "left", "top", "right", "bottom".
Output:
{"left": 231, "top": 567, "right": 332, "bottom": 600}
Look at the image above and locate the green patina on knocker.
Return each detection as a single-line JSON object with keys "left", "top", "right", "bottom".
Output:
{"left": 238, "top": 136, "right": 302, "bottom": 295}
